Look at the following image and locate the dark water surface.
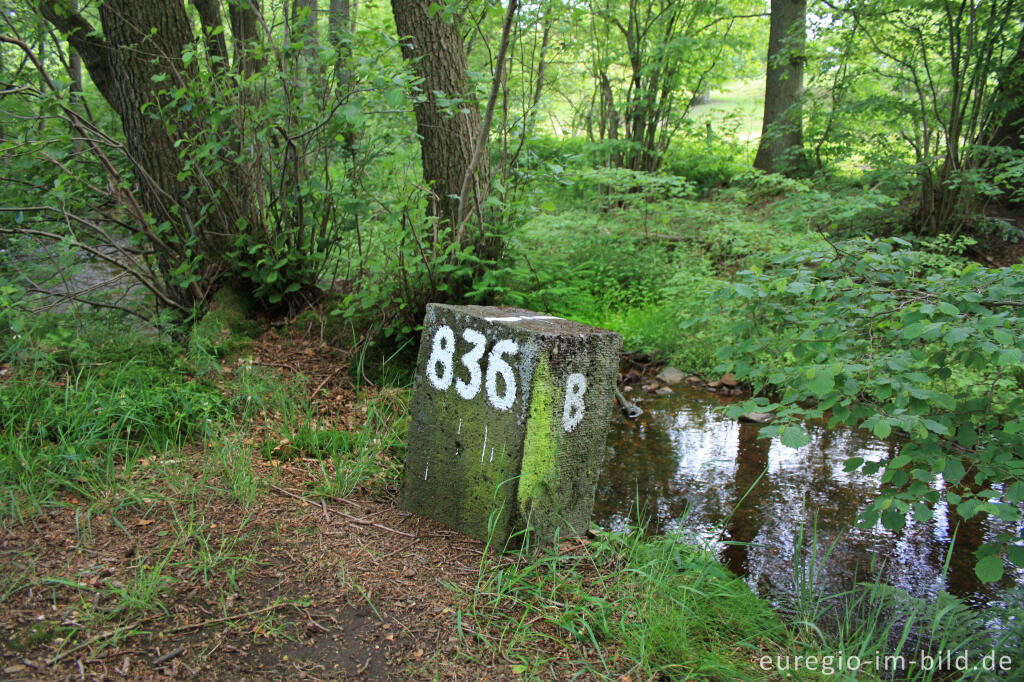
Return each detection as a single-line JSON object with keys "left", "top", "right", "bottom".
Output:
{"left": 594, "top": 384, "right": 1024, "bottom": 607}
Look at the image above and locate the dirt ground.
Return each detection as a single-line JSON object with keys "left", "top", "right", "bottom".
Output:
{"left": 0, "top": 329, "right": 610, "bottom": 681}
{"left": 1, "top": 473, "right": 542, "bottom": 680}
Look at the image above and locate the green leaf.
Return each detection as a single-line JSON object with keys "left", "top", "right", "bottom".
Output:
{"left": 385, "top": 87, "right": 405, "bottom": 108}
{"left": 1009, "top": 545, "right": 1024, "bottom": 568}
{"left": 540, "top": 200, "right": 557, "bottom": 212}
{"left": 993, "top": 329, "right": 1014, "bottom": 345}
{"left": 873, "top": 419, "right": 892, "bottom": 440}
{"left": 903, "top": 323, "right": 925, "bottom": 340}
{"left": 881, "top": 510, "right": 905, "bottom": 532}
{"left": 956, "top": 425, "right": 977, "bottom": 448}
{"left": 997, "top": 348, "right": 1022, "bottom": 366}
{"left": 912, "top": 502, "right": 933, "bottom": 523}
{"left": 888, "top": 454, "right": 911, "bottom": 468}
{"left": 807, "top": 370, "right": 834, "bottom": 398}
{"left": 780, "top": 425, "right": 811, "bottom": 449}
{"left": 943, "top": 459, "right": 966, "bottom": 483}
{"left": 844, "top": 457, "right": 864, "bottom": 472}
{"left": 974, "top": 554, "right": 1004, "bottom": 583}
{"left": 1006, "top": 482, "right": 1024, "bottom": 503}
{"left": 938, "top": 302, "right": 960, "bottom": 316}
{"left": 943, "top": 327, "right": 970, "bottom": 344}
{"left": 857, "top": 509, "right": 879, "bottom": 528}
{"left": 734, "top": 283, "right": 755, "bottom": 299}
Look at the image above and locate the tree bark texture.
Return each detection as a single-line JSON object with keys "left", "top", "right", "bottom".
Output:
{"left": 39, "top": 0, "right": 256, "bottom": 302}
{"left": 391, "top": 0, "right": 487, "bottom": 237}
{"left": 228, "top": 0, "right": 265, "bottom": 78}
{"left": 753, "top": 0, "right": 807, "bottom": 175}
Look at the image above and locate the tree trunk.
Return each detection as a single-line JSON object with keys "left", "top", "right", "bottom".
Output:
{"left": 39, "top": 0, "right": 255, "bottom": 304}
{"left": 991, "top": 29, "right": 1024, "bottom": 204}
{"left": 992, "top": 30, "right": 1024, "bottom": 151}
{"left": 66, "top": 0, "right": 82, "bottom": 104}
{"left": 329, "top": 0, "right": 353, "bottom": 86}
{"left": 292, "top": 0, "right": 319, "bottom": 63}
{"left": 391, "top": 0, "right": 487, "bottom": 238}
{"left": 192, "top": 0, "right": 230, "bottom": 74}
{"left": 753, "top": 0, "right": 807, "bottom": 175}
{"left": 228, "top": 0, "right": 265, "bottom": 78}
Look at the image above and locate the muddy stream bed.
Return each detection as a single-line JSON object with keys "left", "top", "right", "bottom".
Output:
{"left": 593, "top": 381, "right": 1024, "bottom": 609}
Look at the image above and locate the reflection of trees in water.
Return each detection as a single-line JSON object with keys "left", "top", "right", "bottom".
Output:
{"left": 595, "top": 404, "right": 689, "bottom": 531}
{"left": 722, "top": 422, "right": 770, "bottom": 576}
{"left": 595, "top": 387, "right": 1017, "bottom": 606}
{"left": 945, "top": 479, "right": 987, "bottom": 603}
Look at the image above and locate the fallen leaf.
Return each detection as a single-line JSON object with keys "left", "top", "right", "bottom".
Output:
{"left": 136, "top": 519, "right": 154, "bottom": 527}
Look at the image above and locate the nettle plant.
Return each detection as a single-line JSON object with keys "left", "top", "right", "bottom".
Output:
{"left": 707, "top": 238, "right": 1024, "bottom": 582}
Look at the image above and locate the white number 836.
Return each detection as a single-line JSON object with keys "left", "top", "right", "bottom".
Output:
{"left": 425, "top": 325, "right": 586, "bottom": 430}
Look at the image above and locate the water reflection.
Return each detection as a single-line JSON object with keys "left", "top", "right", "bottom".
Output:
{"left": 594, "top": 385, "right": 1023, "bottom": 607}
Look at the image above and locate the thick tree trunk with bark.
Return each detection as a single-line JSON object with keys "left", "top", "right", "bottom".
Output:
{"left": 753, "top": 0, "right": 807, "bottom": 175}
{"left": 39, "top": 0, "right": 258, "bottom": 304}
{"left": 391, "top": 0, "right": 487, "bottom": 237}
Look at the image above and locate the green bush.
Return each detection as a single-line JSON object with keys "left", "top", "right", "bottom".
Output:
{"left": 709, "top": 238, "right": 1024, "bottom": 581}
{"left": 663, "top": 137, "right": 747, "bottom": 190}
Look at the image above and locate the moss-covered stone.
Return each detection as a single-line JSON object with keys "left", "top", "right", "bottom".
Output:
{"left": 519, "top": 356, "right": 557, "bottom": 524}
{"left": 399, "top": 304, "right": 621, "bottom": 548}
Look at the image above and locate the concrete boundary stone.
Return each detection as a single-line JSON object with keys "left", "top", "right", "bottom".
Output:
{"left": 399, "top": 304, "right": 622, "bottom": 548}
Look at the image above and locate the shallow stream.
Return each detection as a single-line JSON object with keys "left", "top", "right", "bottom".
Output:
{"left": 594, "top": 383, "right": 1024, "bottom": 608}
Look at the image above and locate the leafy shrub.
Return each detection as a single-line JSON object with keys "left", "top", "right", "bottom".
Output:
{"left": 662, "top": 137, "right": 747, "bottom": 190}
{"left": 708, "top": 238, "right": 1024, "bottom": 581}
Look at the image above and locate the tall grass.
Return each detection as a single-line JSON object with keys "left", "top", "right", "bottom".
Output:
{"left": 782, "top": 520, "right": 1024, "bottom": 681}
{"left": 0, "top": 315, "right": 226, "bottom": 514}
{"left": 453, "top": 517, "right": 809, "bottom": 681}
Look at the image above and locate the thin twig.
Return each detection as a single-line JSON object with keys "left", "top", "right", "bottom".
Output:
{"left": 314, "top": 365, "right": 344, "bottom": 395}
{"left": 269, "top": 485, "right": 415, "bottom": 538}
{"left": 152, "top": 646, "right": 185, "bottom": 665}
{"left": 163, "top": 600, "right": 303, "bottom": 634}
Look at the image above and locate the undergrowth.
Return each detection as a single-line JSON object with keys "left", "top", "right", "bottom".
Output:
{"left": 452, "top": 524, "right": 830, "bottom": 681}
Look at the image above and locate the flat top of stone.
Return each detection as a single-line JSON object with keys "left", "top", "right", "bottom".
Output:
{"left": 429, "top": 304, "right": 620, "bottom": 337}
